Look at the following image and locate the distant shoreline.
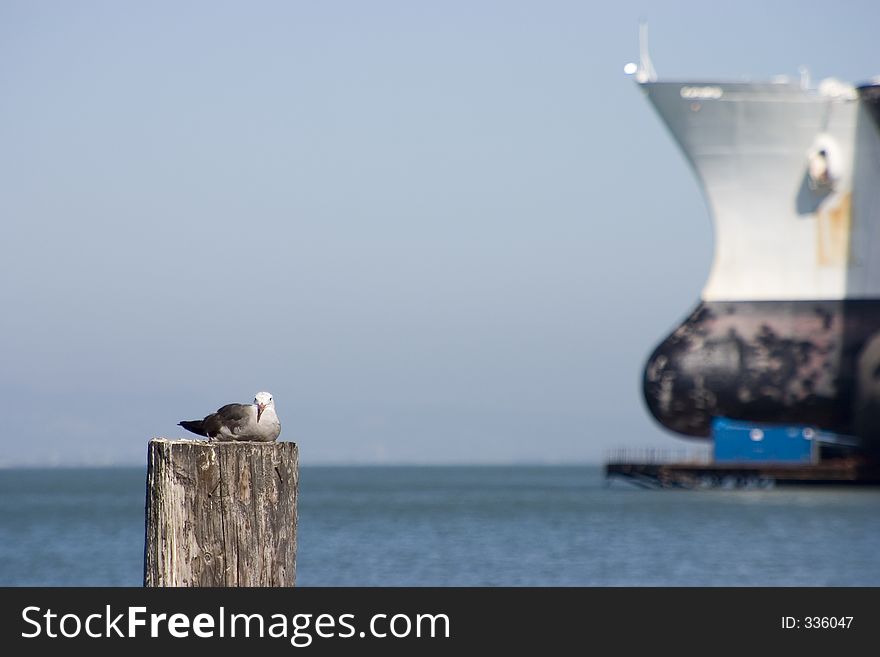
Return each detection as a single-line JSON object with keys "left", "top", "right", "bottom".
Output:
{"left": 0, "top": 462, "right": 605, "bottom": 470}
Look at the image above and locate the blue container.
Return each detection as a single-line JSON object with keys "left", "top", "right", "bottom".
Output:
{"left": 712, "top": 417, "right": 816, "bottom": 463}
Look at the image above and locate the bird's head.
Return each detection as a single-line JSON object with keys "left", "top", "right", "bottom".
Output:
{"left": 254, "top": 391, "right": 274, "bottom": 423}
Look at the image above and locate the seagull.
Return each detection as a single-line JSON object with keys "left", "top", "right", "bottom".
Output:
{"left": 178, "top": 391, "right": 281, "bottom": 442}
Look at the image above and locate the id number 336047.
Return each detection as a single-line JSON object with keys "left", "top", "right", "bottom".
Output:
{"left": 781, "top": 616, "right": 853, "bottom": 629}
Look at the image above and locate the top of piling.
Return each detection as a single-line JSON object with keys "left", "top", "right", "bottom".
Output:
{"left": 151, "top": 437, "right": 297, "bottom": 445}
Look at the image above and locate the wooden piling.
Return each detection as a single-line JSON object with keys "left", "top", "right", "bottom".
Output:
{"left": 143, "top": 438, "right": 298, "bottom": 587}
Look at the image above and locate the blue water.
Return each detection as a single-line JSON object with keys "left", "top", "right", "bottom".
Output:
{"left": 0, "top": 466, "right": 878, "bottom": 586}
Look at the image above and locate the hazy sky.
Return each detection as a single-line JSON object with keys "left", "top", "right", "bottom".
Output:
{"left": 1, "top": 1, "right": 878, "bottom": 466}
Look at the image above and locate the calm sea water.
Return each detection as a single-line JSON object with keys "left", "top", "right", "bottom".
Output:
{"left": 0, "top": 466, "right": 878, "bottom": 586}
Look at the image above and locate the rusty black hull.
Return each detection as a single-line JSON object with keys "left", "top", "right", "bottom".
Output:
{"left": 643, "top": 300, "right": 880, "bottom": 451}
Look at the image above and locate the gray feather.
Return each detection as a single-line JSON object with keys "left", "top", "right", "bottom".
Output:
{"left": 202, "top": 403, "right": 253, "bottom": 438}
{"left": 179, "top": 403, "right": 253, "bottom": 439}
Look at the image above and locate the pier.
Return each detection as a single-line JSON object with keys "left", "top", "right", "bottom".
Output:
{"left": 605, "top": 456, "right": 880, "bottom": 489}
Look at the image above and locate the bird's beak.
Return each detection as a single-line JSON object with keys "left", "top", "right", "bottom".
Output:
{"left": 257, "top": 403, "right": 265, "bottom": 423}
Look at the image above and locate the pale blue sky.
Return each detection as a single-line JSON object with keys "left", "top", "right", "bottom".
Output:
{"left": 1, "top": 1, "right": 878, "bottom": 465}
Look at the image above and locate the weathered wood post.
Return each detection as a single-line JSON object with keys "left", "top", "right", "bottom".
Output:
{"left": 144, "top": 438, "right": 298, "bottom": 586}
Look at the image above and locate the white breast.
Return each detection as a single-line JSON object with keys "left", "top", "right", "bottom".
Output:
{"left": 253, "top": 406, "right": 282, "bottom": 442}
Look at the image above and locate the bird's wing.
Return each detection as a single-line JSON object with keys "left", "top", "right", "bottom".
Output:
{"left": 203, "top": 403, "right": 253, "bottom": 437}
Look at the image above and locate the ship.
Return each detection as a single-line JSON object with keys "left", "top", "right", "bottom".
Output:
{"left": 611, "top": 29, "right": 880, "bottom": 485}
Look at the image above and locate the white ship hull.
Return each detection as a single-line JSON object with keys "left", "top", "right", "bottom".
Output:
{"left": 643, "top": 80, "right": 880, "bottom": 301}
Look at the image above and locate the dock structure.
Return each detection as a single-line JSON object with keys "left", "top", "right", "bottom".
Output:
{"left": 144, "top": 438, "right": 298, "bottom": 586}
{"left": 605, "top": 458, "right": 880, "bottom": 489}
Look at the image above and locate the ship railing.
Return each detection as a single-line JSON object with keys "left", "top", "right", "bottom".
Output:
{"left": 605, "top": 446, "right": 712, "bottom": 465}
